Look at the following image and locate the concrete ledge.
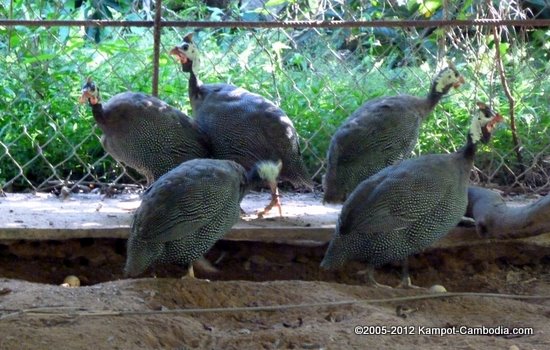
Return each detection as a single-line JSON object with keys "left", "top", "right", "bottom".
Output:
{"left": 1, "top": 192, "right": 549, "bottom": 249}
{"left": 0, "top": 192, "right": 337, "bottom": 242}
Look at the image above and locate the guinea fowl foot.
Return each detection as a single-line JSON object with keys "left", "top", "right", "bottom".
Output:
{"left": 396, "top": 276, "right": 422, "bottom": 289}
{"left": 368, "top": 279, "right": 393, "bottom": 289}
{"left": 457, "top": 216, "right": 476, "bottom": 227}
{"left": 257, "top": 187, "right": 282, "bottom": 218}
{"left": 181, "top": 265, "right": 195, "bottom": 279}
{"left": 193, "top": 257, "right": 220, "bottom": 276}
{"left": 395, "top": 260, "right": 422, "bottom": 289}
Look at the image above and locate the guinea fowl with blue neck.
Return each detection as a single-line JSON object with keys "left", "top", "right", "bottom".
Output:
{"left": 320, "top": 102, "right": 503, "bottom": 288}
{"left": 170, "top": 33, "right": 313, "bottom": 218}
{"left": 323, "top": 65, "right": 465, "bottom": 204}
{"left": 79, "top": 78, "right": 211, "bottom": 185}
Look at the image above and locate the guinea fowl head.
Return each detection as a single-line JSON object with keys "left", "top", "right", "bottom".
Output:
{"left": 430, "top": 63, "right": 465, "bottom": 96}
{"left": 170, "top": 32, "right": 200, "bottom": 74}
{"left": 79, "top": 77, "right": 100, "bottom": 105}
{"left": 246, "top": 160, "right": 283, "bottom": 194}
{"left": 462, "top": 101, "right": 504, "bottom": 160}
{"left": 470, "top": 102, "right": 504, "bottom": 145}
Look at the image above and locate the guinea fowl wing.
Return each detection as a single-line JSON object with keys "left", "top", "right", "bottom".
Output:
{"left": 195, "top": 84, "right": 247, "bottom": 117}
{"left": 176, "top": 112, "right": 212, "bottom": 155}
{"left": 338, "top": 155, "right": 455, "bottom": 237}
{"left": 330, "top": 121, "right": 379, "bottom": 164}
{"left": 133, "top": 165, "right": 241, "bottom": 243}
{"left": 258, "top": 106, "right": 299, "bottom": 151}
{"left": 333, "top": 103, "right": 421, "bottom": 165}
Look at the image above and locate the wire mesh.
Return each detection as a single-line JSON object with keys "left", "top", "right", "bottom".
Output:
{"left": 1, "top": 0, "right": 549, "bottom": 195}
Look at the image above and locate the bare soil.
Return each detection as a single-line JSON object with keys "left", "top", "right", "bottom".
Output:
{"left": 1, "top": 239, "right": 550, "bottom": 349}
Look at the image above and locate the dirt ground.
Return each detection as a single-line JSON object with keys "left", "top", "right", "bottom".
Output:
{"left": 1, "top": 239, "right": 550, "bottom": 349}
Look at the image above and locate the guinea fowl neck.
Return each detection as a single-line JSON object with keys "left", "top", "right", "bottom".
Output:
{"left": 461, "top": 132, "right": 476, "bottom": 162}
{"left": 425, "top": 87, "right": 445, "bottom": 110}
{"left": 237, "top": 171, "right": 258, "bottom": 201}
{"left": 245, "top": 169, "right": 264, "bottom": 192}
{"left": 186, "top": 58, "right": 205, "bottom": 108}
{"left": 90, "top": 102, "right": 105, "bottom": 124}
{"left": 188, "top": 69, "right": 201, "bottom": 99}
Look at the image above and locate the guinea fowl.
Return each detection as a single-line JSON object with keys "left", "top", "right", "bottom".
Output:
{"left": 170, "top": 33, "right": 313, "bottom": 217}
{"left": 124, "top": 158, "right": 282, "bottom": 277}
{"left": 79, "top": 78, "right": 210, "bottom": 184}
{"left": 323, "top": 65, "right": 465, "bottom": 204}
{"left": 320, "top": 102, "right": 503, "bottom": 288}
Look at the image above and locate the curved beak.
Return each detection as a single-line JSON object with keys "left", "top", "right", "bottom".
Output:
{"left": 170, "top": 46, "right": 188, "bottom": 64}
{"left": 485, "top": 113, "right": 504, "bottom": 134}
{"left": 79, "top": 82, "right": 98, "bottom": 105}
{"left": 453, "top": 75, "right": 465, "bottom": 89}
{"left": 478, "top": 102, "right": 504, "bottom": 143}
{"left": 79, "top": 87, "right": 92, "bottom": 104}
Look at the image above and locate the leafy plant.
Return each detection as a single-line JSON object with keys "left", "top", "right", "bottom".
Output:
{"left": 1, "top": 1, "right": 549, "bottom": 191}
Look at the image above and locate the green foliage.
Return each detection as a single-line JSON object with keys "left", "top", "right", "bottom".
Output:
{"left": 1, "top": 1, "right": 549, "bottom": 190}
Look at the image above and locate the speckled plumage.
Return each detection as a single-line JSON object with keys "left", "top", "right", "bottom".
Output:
{"left": 124, "top": 158, "right": 280, "bottom": 277}
{"left": 84, "top": 86, "right": 210, "bottom": 184}
{"left": 320, "top": 103, "right": 502, "bottom": 286}
{"left": 171, "top": 36, "right": 312, "bottom": 190}
{"left": 323, "top": 152, "right": 470, "bottom": 270}
{"left": 323, "top": 67, "right": 464, "bottom": 203}
{"left": 193, "top": 84, "right": 311, "bottom": 187}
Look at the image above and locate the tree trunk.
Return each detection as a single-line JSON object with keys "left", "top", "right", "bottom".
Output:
{"left": 465, "top": 186, "right": 550, "bottom": 239}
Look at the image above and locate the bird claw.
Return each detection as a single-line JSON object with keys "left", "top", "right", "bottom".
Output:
{"left": 396, "top": 277, "right": 422, "bottom": 289}
{"left": 181, "top": 265, "right": 195, "bottom": 279}
{"left": 457, "top": 216, "right": 476, "bottom": 227}
{"left": 369, "top": 280, "right": 393, "bottom": 289}
{"left": 357, "top": 268, "right": 393, "bottom": 289}
{"left": 257, "top": 192, "right": 282, "bottom": 218}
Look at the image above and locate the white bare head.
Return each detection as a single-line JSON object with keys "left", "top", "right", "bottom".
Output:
{"left": 433, "top": 63, "right": 465, "bottom": 94}
{"left": 469, "top": 102, "right": 504, "bottom": 144}
{"left": 79, "top": 77, "right": 100, "bottom": 105}
{"left": 170, "top": 32, "right": 200, "bottom": 74}
{"left": 256, "top": 160, "right": 283, "bottom": 184}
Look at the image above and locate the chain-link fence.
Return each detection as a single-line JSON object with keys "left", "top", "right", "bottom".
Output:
{"left": 1, "top": 1, "right": 549, "bottom": 195}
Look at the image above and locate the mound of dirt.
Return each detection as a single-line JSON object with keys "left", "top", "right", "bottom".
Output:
{"left": 1, "top": 239, "right": 549, "bottom": 349}
{"left": 0, "top": 278, "right": 549, "bottom": 349}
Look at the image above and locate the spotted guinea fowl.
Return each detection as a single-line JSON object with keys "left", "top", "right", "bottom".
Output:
{"left": 170, "top": 33, "right": 312, "bottom": 217}
{"left": 79, "top": 78, "right": 210, "bottom": 184}
{"left": 323, "top": 65, "right": 465, "bottom": 204}
{"left": 124, "top": 158, "right": 281, "bottom": 277}
{"left": 320, "top": 102, "right": 503, "bottom": 288}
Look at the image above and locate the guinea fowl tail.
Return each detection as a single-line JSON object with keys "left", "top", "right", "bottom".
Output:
{"left": 322, "top": 189, "right": 346, "bottom": 204}
{"left": 284, "top": 161, "right": 314, "bottom": 191}
{"left": 322, "top": 169, "right": 345, "bottom": 204}
{"left": 124, "top": 244, "right": 149, "bottom": 278}
{"left": 320, "top": 235, "right": 345, "bottom": 270}
{"left": 291, "top": 173, "right": 314, "bottom": 191}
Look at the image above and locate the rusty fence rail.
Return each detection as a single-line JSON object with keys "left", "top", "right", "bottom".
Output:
{"left": 1, "top": 1, "right": 549, "bottom": 195}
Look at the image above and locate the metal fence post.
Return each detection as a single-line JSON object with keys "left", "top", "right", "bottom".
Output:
{"left": 152, "top": 0, "right": 162, "bottom": 97}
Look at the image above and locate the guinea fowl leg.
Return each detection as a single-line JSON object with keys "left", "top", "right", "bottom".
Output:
{"left": 396, "top": 260, "right": 421, "bottom": 289}
{"left": 182, "top": 265, "right": 195, "bottom": 279}
{"left": 257, "top": 185, "right": 283, "bottom": 218}
{"left": 193, "top": 257, "right": 220, "bottom": 275}
{"left": 458, "top": 216, "right": 476, "bottom": 227}
{"left": 358, "top": 266, "right": 392, "bottom": 289}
